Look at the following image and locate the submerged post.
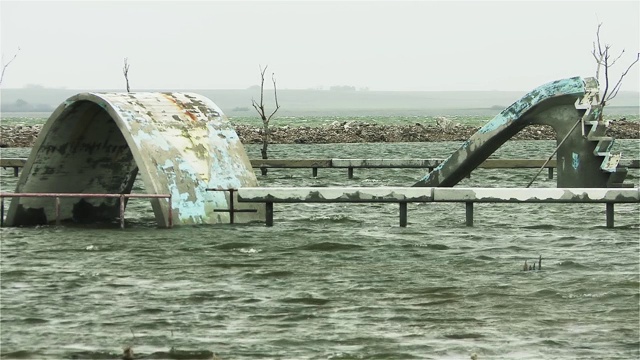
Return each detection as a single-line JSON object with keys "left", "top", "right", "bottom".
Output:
{"left": 312, "top": 168, "right": 318, "bottom": 177}
{"left": 348, "top": 167, "right": 354, "bottom": 179}
{"left": 1, "top": 197, "right": 4, "bottom": 227}
{"left": 120, "top": 194, "right": 125, "bottom": 229}
{"left": 167, "top": 196, "right": 173, "bottom": 228}
{"left": 265, "top": 202, "right": 274, "bottom": 227}
{"left": 606, "top": 203, "right": 614, "bottom": 228}
{"left": 465, "top": 202, "right": 474, "bottom": 227}
{"left": 228, "top": 189, "right": 236, "bottom": 224}
{"left": 399, "top": 202, "right": 408, "bottom": 227}
{"left": 548, "top": 167, "right": 554, "bottom": 179}
{"left": 55, "top": 197, "right": 61, "bottom": 226}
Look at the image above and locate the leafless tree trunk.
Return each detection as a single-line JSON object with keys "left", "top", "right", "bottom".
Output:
{"left": 592, "top": 23, "right": 639, "bottom": 118}
{"left": 251, "top": 65, "right": 280, "bottom": 176}
{"left": 123, "top": 57, "right": 131, "bottom": 92}
{"left": 0, "top": 47, "right": 20, "bottom": 86}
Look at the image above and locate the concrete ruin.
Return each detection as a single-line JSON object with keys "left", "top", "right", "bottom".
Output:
{"left": 414, "top": 77, "right": 629, "bottom": 188}
{"left": 4, "top": 92, "right": 264, "bottom": 227}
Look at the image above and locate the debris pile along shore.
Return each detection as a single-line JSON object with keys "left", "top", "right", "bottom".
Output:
{"left": 0, "top": 120, "right": 638, "bottom": 148}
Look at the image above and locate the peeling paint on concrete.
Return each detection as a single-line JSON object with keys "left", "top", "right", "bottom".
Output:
{"left": 5, "top": 92, "right": 264, "bottom": 227}
{"left": 414, "top": 77, "right": 626, "bottom": 188}
{"left": 238, "top": 187, "right": 640, "bottom": 204}
{"left": 238, "top": 187, "right": 435, "bottom": 203}
{"left": 432, "top": 187, "right": 640, "bottom": 203}
{"left": 572, "top": 153, "right": 580, "bottom": 170}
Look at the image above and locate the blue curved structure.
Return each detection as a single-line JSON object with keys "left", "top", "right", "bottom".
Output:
{"left": 5, "top": 92, "right": 264, "bottom": 227}
{"left": 414, "top": 77, "right": 627, "bottom": 188}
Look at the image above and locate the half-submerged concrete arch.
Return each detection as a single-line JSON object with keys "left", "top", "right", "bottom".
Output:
{"left": 6, "top": 92, "right": 264, "bottom": 227}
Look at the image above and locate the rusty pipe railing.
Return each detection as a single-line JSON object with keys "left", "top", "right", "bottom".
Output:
{"left": 0, "top": 193, "right": 172, "bottom": 229}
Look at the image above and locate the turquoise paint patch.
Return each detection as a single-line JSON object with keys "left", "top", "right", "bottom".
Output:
{"left": 478, "top": 77, "right": 585, "bottom": 134}
{"left": 572, "top": 153, "right": 580, "bottom": 170}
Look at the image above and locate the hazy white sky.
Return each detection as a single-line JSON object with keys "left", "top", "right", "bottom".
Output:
{"left": 1, "top": 0, "right": 638, "bottom": 91}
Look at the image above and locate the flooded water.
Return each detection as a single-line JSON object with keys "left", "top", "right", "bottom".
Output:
{"left": 1, "top": 140, "right": 639, "bottom": 359}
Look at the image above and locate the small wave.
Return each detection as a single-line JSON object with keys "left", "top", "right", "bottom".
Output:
{"left": 612, "top": 280, "right": 640, "bottom": 289}
{"left": 328, "top": 351, "right": 420, "bottom": 359}
{"left": 413, "top": 286, "right": 460, "bottom": 294}
{"left": 21, "top": 317, "right": 48, "bottom": 324}
{"left": 295, "top": 242, "right": 364, "bottom": 251}
{"left": 65, "top": 349, "right": 215, "bottom": 359}
{"left": 1, "top": 270, "right": 29, "bottom": 277}
{"left": 138, "top": 307, "right": 164, "bottom": 314}
{"left": 279, "top": 297, "right": 331, "bottom": 305}
{"left": 539, "top": 339, "right": 569, "bottom": 347}
{"left": 305, "top": 214, "right": 363, "bottom": 223}
{"left": 67, "top": 351, "right": 120, "bottom": 359}
{"left": 557, "top": 260, "right": 588, "bottom": 269}
{"left": 238, "top": 247, "right": 261, "bottom": 254}
{"left": 444, "top": 332, "right": 485, "bottom": 339}
{"left": 1, "top": 350, "right": 38, "bottom": 359}
{"left": 214, "top": 242, "right": 255, "bottom": 250}
{"left": 415, "top": 299, "right": 459, "bottom": 307}
{"left": 521, "top": 224, "right": 558, "bottom": 230}
{"left": 209, "top": 262, "right": 262, "bottom": 268}
{"left": 476, "top": 255, "right": 494, "bottom": 260}
{"left": 407, "top": 243, "right": 450, "bottom": 250}
{"left": 106, "top": 283, "right": 135, "bottom": 288}
{"left": 531, "top": 288, "right": 559, "bottom": 297}
{"left": 250, "top": 270, "right": 295, "bottom": 278}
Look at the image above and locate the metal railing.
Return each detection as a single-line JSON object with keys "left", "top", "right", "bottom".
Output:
{"left": 0, "top": 192, "right": 172, "bottom": 229}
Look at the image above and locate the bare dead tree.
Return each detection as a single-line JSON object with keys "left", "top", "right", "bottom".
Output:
{"left": 0, "top": 47, "right": 20, "bottom": 86}
{"left": 251, "top": 65, "right": 280, "bottom": 176}
{"left": 123, "top": 57, "right": 131, "bottom": 92}
{"left": 592, "top": 22, "right": 639, "bottom": 116}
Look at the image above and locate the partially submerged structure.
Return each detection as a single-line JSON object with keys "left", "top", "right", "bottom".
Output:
{"left": 2, "top": 77, "right": 632, "bottom": 227}
{"left": 4, "top": 92, "right": 264, "bottom": 227}
{"left": 414, "top": 77, "right": 628, "bottom": 188}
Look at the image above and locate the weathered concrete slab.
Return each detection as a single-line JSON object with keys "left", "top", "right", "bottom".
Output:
{"left": 5, "top": 92, "right": 264, "bottom": 227}
{"left": 238, "top": 187, "right": 434, "bottom": 203}
{"left": 331, "top": 159, "right": 442, "bottom": 168}
{"left": 479, "top": 159, "right": 557, "bottom": 168}
{"left": 433, "top": 187, "right": 640, "bottom": 203}
{"left": 238, "top": 187, "right": 639, "bottom": 204}
{"left": 0, "top": 158, "right": 27, "bottom": 167}
{"left": 250, "top": 159, "right": 332, "bottom": 168}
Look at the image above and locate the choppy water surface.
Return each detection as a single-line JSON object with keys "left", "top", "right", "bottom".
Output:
{"left": 1, "top": 140, "right": 639, "bottom": 359}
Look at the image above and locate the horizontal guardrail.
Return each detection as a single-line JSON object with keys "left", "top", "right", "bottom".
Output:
{"left": 237, "top": 187, "right": 640, "bottom": 228}
{"left": 0, "top": 192, "right": 172, "bottom": 229}
{"left": 4, "top": 158, "right": 639, "bottom": 179}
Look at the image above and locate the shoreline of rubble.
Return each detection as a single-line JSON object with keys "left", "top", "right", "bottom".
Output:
{"left": 1, "top": 120, "right": 638, "bottom": 148}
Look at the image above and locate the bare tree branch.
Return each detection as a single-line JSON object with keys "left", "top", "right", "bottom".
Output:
{"left": 591, "top": 22, "right": 639, "bottom": 108}
{"left": 592, "top": 23, "right": 603, "bottom": 79}
{"left": 0, "top": 47, "right": 20, "bottom": 86}
{"left": 601, "top": 49, "right": 610, "bottom": 105}
{"left": 251, "top": 65, "right": 281, "bottom": 175}
{"left": 608, "top": 48, "right": 625, "bottom": 67}
{"left": 266, "top": 72, "right": 280, "bottom": 123}
{"left": 607, "top": 52, "right": 640, "bottom": 101}
{"left": 123, "top": 57, "right": 131, "bottom": 92}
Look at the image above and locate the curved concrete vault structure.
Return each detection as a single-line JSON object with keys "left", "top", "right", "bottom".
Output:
{"left": 6, "top": 92, "right": 264, "bottom": 227}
